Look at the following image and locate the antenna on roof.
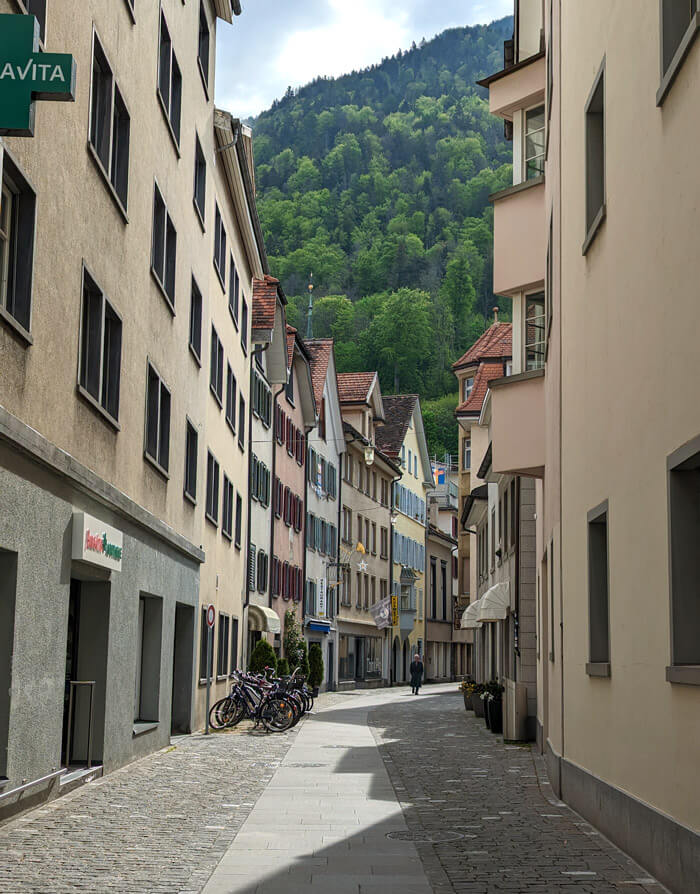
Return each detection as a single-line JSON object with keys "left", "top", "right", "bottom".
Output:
{"left": 306, "top": 272, "right": 314, "bottom": 339}
{"left": 493, "top": 306, "right": 499, "bottom": 323}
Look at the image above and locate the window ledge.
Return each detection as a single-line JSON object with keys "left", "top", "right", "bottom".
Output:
{"left": 214, "top": 260, "right": 226, "bottom": 293}
{"left": 489, "top": 174, "right": 545, "bottom": 204}
{"left": 156, "top": 89, "right": 182, "bottom": 158}
{"left": 193, "top": 198, "right": 206, "bottom": 234}
{"left": 198, "top": 677, "right": 214, "bottom": 687}
{"left": 586, "top": 662, "right": 611, "bottom": 677}
{"left": 150, "top": 268, "right": 176, "bottom": 315}
{"left": 144, "top": 451, "right": 170, "bottom": 480}
{"left": 133, "top": 721, "right": 159, "bottom": 737}
{"left": 216, "top": 674, "right": 227, "bottom": 682}
{"left": 234, "top": 539, "right": 242, "bottom": 551}
{"left": 657, "top": 13, "right": 700, "bottom": 106}
{"left": 666, "top": 665, "right": 700, "bottom": 686}
{"left": 205, "top": 512, "right": 218, "bottom": 528}
{"left": 222, "top": 529, "right": 232, "bottom": 543}
{"left": 189, "top": 343, "right": 202, "bottom": 368}
{"left": 122, "top": 0, "right": 136, "bottom": 24}
{"left": 184, "top": 489, "right": 197, "bottom": 507}
{"left": 238, "top": 439, "right": 245, "bottom": 452}
{"left": 229, "top": 304, "right": 240, "bottom": 330}
{"left": 226, "top": 417, "right": 236, "bottom": 437}
{"left": 197, "top": 57, "right": 211, "bottom": 101}
{"left": 0, "top": 305, "right": 33, "bottom": 346}
{"left": 210, "top": 384, "right": 223, "bottom": 408}
{"left": 76, "top": 384, "right": 121, "bottom": 431}
{"left": 87, "top": 142, "right": 129, "bottom": 224}
{"left": 582, "top": 203, "right": 606, "bottom": 256}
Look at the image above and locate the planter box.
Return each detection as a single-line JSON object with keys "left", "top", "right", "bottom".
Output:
{"left": 473, "top": 695, "right": 485, "bottom": 718}
{"left": 489, "top": 699, "right": 503, "bottom": 734}
{"left": 463, "top": 693, "right": 473, "bottom": 711}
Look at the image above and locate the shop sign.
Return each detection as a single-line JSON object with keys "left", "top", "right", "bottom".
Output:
{"left": 370, "top": 596, "right": 391, "bottom": 629}
{"left": 390, "top": 593, "right": 399, "bottom": 626}
{"left": 72, "top": 512, "right": 123, "bottom": 572}
{"left": 317, "top": 578, "right": 327, "bottom": 618}
{"left": 0, "top": 15, "right": 77, "bottom": 137}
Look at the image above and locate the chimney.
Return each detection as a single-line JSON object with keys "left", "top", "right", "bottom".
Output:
{"left": 493, "top": 306, "right": 499, "bottom": 323}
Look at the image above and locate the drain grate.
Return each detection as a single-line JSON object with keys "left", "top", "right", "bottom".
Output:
{"left": 387, "top": 830, "right": 464, "bottom": 843}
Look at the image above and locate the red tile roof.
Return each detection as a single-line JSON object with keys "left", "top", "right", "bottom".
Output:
{"left": 452, "top": 322, "right": 512, "bottom": 371}
{"left": 455, "top": 362, "right": 505, "bottom": 416}
{"left": 305, "top": 339, "right": 333, "bottom": 407}
{"left": 337, "top": 372, "right": 377, "bottom": 404}
{"left": 375, "top": 395, "right": 418, "bottom": 458}
{"left": 286, "top": 324, "right": 297, "bottom": 368}
{"left": 252, "top": 275, "right": 283, "bottom": 331}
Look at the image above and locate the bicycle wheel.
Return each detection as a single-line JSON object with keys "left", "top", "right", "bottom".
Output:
{"left": 209, "top": 697, "right": 234, "bottom": 730}
{"left": 261, "top": 695, "right": 295, "bottom": 732}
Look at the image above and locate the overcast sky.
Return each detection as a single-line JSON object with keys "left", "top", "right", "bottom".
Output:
{"left": 215, "top": 0, "right": 512, "bottom": 120}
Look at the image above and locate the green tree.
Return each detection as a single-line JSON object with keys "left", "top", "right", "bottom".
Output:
{"left": 283, "top": 610, "right": 306, "bottom": 670}
{"left": 249, "top": 639, "right": 277, "bottom": 674}
{"left": 308, "top": 643, "right": 324, "bottom": 688}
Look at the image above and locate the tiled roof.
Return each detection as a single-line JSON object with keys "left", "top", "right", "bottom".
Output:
{"left": 305, "top": 339, "right": 333, "bottom": 407}
{"left": 455, "top": 362, "right": 505, "bottom": 416}
{"left": 252, "top": 275, "right": 282, "bottom": 331}
{"left": 337, "top": 372, "right": 376, "bottom": 404}
{"left": 452, "top": 322, "right": 512, "bottom": 370}
{"left": 375, "top": 395, "right": 418, "bottom": 458}
{"left": 342, "top": 421, "right": 402, "bottom": 475}
{"left": 286, "top": 325, "right": 297, "bottom": 368}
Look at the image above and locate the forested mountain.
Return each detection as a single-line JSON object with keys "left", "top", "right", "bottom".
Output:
{"left": 251, "top": 18, "right": 513, "bottom": 457}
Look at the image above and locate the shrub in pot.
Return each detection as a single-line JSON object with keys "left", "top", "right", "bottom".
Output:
{"left": 460, "top": 680, "right": 476, "bottom": 710}
{"left": 472, "top": 684, "right": 486, "bottom": 718}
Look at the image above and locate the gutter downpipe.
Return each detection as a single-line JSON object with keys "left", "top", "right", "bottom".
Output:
{"left": 269, "top": 384, "right": 286, "bottom": 617}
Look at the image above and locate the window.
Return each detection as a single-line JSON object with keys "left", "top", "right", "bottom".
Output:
{"left": 123, "top": 0, "right": 134, "bottom": 23}
{"left": 371, "top": 522, "right": 377, "bottom": 555}
{"left": 510, "top": 479, "right": 517, "bottom": 547}
{"left": 524, "top": 105, "right": 545, "bottom": 180}
{"left": 380, "top": 526, "right": 388, "bottom": 559}
{"left": 0, "top": 152, "right": 36, "bottom": 335}
{"left": 587, "top": 502, "right": 610, "bottom": 676}
{"left": 157, "top": 12, "right": 182, "bottom": 146}
{"left": 184, "top": 419, "right": 198, "bottom": 502}
{"left": 241, "top": 299, "right": 248, "bottom": 354}
{"left": 206, "top": 450, "right": 220, "bottom": 524}
{"left": 319, "top": 397, "right": 326, "bottom": 440}
{"left": 145, "top": 363, "right": 171, "bottom": 473}
{"left": 24, "top": 1, "right": 47, "bottom": 42}
{"left": 222, "top": 475, "right": 234, "bottom": 540}
{"left": 230, "top": 619, "right": 239, "bottom": 674}
{"left": 257, "top": 552, "right": 268, "bottom": 593}
{"left": 79, "top": 267, "right": 122, "bottom": 423}
{"left": 151, "top": 183, "right": 176, "bottom": 307}
{"left": 193, "top": 135, "right": 206, "bottom": 224}
{"left": 583, "top": 61, "right": 605, "bottom": 254}
{"left": 658, "top": 0, "right": 699, "bottom": 105}
{"left": 197, "top": 1, "right": 211, "bottom": 93}
{"left": 234, "top": 492, "right": 243, "bottom": 548}
{"left": 213, "top": 203, "right": 226, "bottom": 286}
{"left": 414, "top": 455, "right": 418, "bottom": 478}
{"left": 238, "top": 395, "right": 246, "bottom": 448}
{"left": 199, "top": 607, "right": 214, "bottom": 682}
{"left": 371, "top": 577, "right": 376, "bottom": 606}
{"left": 342, "top": 506, "right": 352, "bottom": 543}
{"left": 225, "top": 364, "right": 236, "bottom": 432}
{"left": 381, "top": 479, "right": 388, "bottom": 507}
{"left": 89, "top": 33, "right": 130, "bottom": 211}
{"left": 286, "top": 364, "right": 294, "bottom": 404}
{"left": 667, "top": 439, "right": 700, "bottom": 683}
{"left": 525, "top": 292, "right": 546, "bottom": 371}
{"left": 356, "top": 572, "right": 362, "bottom": 608}
{"left": 217, "top": 614, "right": 230, "bottom": 677}
{"left": 229, "top": 256, "right": 239, "bottom": 327}
{"left": 462, "top": 436, "right": 471, "bottom": 471}
{"left": 135, "top": 595, "right": 162, "bottom": 722}
{"left": 210, "top": 326, "right": 224, "bottom": 405}
{"left": 188, "top": 278, "right": 202, "bottom": 361}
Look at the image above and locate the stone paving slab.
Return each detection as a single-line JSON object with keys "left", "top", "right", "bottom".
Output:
{"left": 369, "top": 690, "right": 668, "bottom": 894}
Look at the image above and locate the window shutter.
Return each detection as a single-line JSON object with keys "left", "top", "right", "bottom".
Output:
{"left": 248, "top": 545, "right": 256, "bottom": 591}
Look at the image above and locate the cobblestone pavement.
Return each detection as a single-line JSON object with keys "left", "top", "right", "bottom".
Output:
{"left": 0, "top": 724, "right": 299, "bottom": 894}
{"left": 370, "top": 689, "right": 667, "bottom": 894}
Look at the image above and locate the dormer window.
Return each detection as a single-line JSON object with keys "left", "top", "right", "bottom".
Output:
{"left": 463, "top": 376, "right": 474, "bottom": 401}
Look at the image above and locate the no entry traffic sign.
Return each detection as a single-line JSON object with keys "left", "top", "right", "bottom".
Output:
{"left": 206, "top": 604, "right": 216, "bottom": 628}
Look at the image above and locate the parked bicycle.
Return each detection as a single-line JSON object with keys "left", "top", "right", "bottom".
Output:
{"left": 208, "top": 666, "right": 314, "bottom": 733}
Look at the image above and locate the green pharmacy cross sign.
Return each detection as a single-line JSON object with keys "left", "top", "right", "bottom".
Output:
{"left": 0, "top": 14, "right": 76, "bottom": 137}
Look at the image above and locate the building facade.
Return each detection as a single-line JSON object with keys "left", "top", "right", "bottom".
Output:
{"left": 303, "top": 339, "right": 344, "bottom": 690}
{"left": 336, "top": 373, "right": 396, "bottom": 688}
{"left": 0, "top": 0, "right": 242, "bottom": 816}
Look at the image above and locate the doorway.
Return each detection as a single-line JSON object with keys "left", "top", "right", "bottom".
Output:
{"left": 402, "top": 639, "right": 408, "bottom": 683}
{"left": 327, "top": 641, "right": 335, "bottom": 691}
{"left": 171, "top": 603, "right": 194, "bottom": 735}
{"left": 61, "top": 579, "right": 109, "bottom": 768}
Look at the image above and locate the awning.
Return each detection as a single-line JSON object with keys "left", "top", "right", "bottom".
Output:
{"left": 248, "top": 605, "right": 281, "bottom": 634}
{"left": 461, "top": 599, "right": 483, "bottom": 629}
{"left": 477, "top": 582, "right": 510, "bottom": 623}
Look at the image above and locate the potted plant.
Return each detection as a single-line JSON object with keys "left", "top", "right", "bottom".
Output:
{"left": 460, "top": 680, "right": 476, "bottom": 710}
{"left": 472, "top": 683, "right": 486, "bottom": 718}
{"left": 485, "top": 681, "right": 504, "bottom": 734}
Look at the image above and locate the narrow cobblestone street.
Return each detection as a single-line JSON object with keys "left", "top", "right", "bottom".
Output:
{"left": 0, "top": 687, "right": 665, "bottom": 894}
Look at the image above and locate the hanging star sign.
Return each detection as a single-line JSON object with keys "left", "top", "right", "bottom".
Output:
{"left": 358, "top": 559, "right": 368, "bottom": 573}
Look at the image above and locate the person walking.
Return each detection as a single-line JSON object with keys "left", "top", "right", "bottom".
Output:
{"left": 410, "top": 653, "right": 424, "bottom": 695}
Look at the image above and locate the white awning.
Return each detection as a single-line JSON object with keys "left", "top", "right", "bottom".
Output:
{"left": 477, "top": 582, "right": 510, "bottom": 623}
{"left": 248, "top": 605, "right": 281, "bottom": 634}
{"left": 461, "top": 599, "right": 483, "bottom": 629}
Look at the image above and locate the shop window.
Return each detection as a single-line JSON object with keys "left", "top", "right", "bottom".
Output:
{"left": 217, "top": 614, "right": 230, "bottom": 677}
{"left": 229, "top": 256, "right": 240, "bottom": 328}
{"left": 199, "top": 606, "right": 214, "bottom": 682}
{"left": 151, "top": 182, "right": 176, "bottom": 308}
{"left": 135, "top": 594, "right": 162, "bottom": 723}
{"left": 205, "top": 450, "right": 220, "bottom": 524}
{"left": 225, "top": 365, "right": 236, "bottom": 434}
{"left": 197, "top": 1, "right": 211, "bottom": 93}
{"left": 658, "top": 0, "right": 699, "bottom": 104}
{"left": 89, "top": 32, "right": 130, "bottom": 212}
{"left": 667, "top": 440, "right": 700, "bottom": 683}
{"left": 583, "top": 61, "right": 605, "bottom": 254}
{"left": 222, "top": 475, "right": 234, "bottom": 540}
{"left": 213, "top": 203, "right": 226, "bottom": 286}
{"left": 184, "top": 419, "right": 198, "bottom": 502}
{"left": 145, "top": 362, "right": 171, "bottom": 474}
{"left": 157, "top": 12, "right": 182, "bottom": 146}
{"left": 79, "top": 266, "right": 122, "bottom": 424}
{"left": 189, "top": 277, "right": 202, "bottom": 362}
{"left": 0, "top": 151, "right": 36, "bottom": 337}
{"left": 193, "top": 135, "right": 206, "bottom": 224}
{"left": 586, "top": 503, "right": 610, "bottom": 675}
{"left": 210, "top": 325, "right": 224, "bottom": 405}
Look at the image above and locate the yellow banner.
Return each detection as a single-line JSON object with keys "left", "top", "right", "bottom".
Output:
{"left": 391, "top": 594, "right": 399, "bottom": 626}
